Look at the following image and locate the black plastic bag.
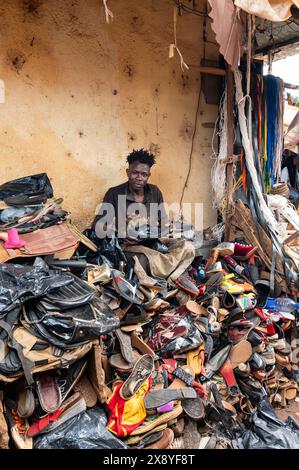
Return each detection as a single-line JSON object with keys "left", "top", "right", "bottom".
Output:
{"left": 0, "top": 258, "right": 73, "bottom": 318}
{"left": 235, "top": 397, "right": 299, "bottom": 449}
{"left": 0, "top": 173, "right": 53, "bottom": 202}
{"left": 33, "top": 405, "right": 127, "bottom": 449}
{"left": 24, "top": 298, "right": 120, "bottom": 349}
{"left": 77, "top": 230, "right": 128, "bottom": 269}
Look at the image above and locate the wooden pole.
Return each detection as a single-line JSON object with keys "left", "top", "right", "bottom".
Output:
{"left": 224, "top": 66, "right": 234, "bottom": 241}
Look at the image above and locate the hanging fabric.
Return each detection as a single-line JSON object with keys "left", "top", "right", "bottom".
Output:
{"left": 256, "top": 75, "right": 284, "bottom": 190}
{"left": 235, "top": 0, "right": 299, "bottom": 22}
{"left": 208, "top": 0, "right": 242, "bottom": 70}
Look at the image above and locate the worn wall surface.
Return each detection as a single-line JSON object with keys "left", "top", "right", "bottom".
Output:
{"left": 0, "top": 0, "right": 219, "bottom": 229}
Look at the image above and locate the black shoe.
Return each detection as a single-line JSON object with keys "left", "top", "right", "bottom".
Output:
{"left": 57, "top": 358, "right": 87, "bottom": 401}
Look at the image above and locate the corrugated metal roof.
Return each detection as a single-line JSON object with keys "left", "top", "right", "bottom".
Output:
{"left": 255, "top": 15, "right": 299, "bottom": 56}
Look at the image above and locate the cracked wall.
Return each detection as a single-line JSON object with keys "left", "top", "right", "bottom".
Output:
{"left": 0, "top": 0, "right": 219, "bottom": 229}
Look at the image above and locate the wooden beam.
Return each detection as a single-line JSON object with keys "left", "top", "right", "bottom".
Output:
{"left": 284, "top": 82, "right": 299, "bottom": 91}
{"left": 224, "top": 66, "right": 234, "bottom": 242}
{"left": 187, "top": 64, "right": 226, "bottom": 76}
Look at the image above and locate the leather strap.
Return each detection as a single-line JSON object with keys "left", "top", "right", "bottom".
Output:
{"left": 0, "top": 320, "right": 35, "bottom": 385}
{"left": 270, "top": 245, "right": 276, "bottom": 297}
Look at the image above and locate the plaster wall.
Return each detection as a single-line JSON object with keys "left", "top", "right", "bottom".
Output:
{"left": 0, "top": 0, "right": 219, "bottom": 229}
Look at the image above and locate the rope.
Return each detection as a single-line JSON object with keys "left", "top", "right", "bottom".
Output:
{"left": 268, "top": 194, "right": 299, "bottom": 234}
{"left": 102, "top": 0, "right": 114, "bottom": 24}
{"left": 211, "top": 223, "right": 225, "bottom": 242}
{"left": 169, "top": 7, "right": 189, "bottom": 71}
{"left": 211, "top": 91, "right": 229, "bottom": 209}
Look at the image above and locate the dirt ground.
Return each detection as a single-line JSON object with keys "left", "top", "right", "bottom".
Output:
{"left": 275, "top": 400, "right": 299, "bottom": 423}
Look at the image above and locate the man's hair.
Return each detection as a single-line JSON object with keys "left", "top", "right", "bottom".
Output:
{"left": 127, "top": 148, "right": 156, "bottom": 168}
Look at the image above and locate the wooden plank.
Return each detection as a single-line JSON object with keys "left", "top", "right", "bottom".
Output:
{"left": 187, "top": 65, "right": 226, "bottom": 76}
{"left": 232, "top": 200, "right": 287, "bottom": 290}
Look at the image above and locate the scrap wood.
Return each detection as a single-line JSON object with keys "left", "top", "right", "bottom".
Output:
{"left": 67, "top": 222, "right": 98, "bottom": 252}
{"left": 232, "top": 200, "right": 287, "bottom": 289}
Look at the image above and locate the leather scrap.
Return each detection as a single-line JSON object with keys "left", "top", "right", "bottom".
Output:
{"left": 208, "top": 0, "right": 242, "bottom": 71}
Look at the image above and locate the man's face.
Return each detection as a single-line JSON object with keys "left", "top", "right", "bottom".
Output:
{"left": 126, "top": 162, "right": 151, "bottom": 190}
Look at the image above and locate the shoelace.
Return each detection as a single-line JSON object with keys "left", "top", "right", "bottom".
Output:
{"left": 58, "top": 379, "right": 67, "bottom": 397}
{"left": 11, "top": 409, "right": 27, "bottom": 434}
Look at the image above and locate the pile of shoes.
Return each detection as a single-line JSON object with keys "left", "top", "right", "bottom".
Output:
{"left": 1, "top": 197, "right": 299, "bottom": 449}
{"left": 0, "top": 174, "right": 82, "bottom": 264}
{"left": 0, "top": 173, "right": 68, "bottom": 234}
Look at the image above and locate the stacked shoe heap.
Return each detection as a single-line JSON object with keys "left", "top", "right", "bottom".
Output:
{"left": 0, "top": 257, "right": 120, "bottom": 449}
{"left": 93, "top": 239, "right": 299, "bottom": 449}
{"left": 1, "top": 234, "right": 299, "bottom": 450}
{"left": 0, "top": 173, "right": 68, "bottom": 234}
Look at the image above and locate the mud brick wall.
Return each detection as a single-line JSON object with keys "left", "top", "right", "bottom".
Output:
{"left": 0, "top": 0, "right": 219, "bottom": 229}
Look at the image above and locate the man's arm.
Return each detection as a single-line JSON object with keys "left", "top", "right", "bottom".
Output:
{"left": 156, "top": 187, "right": 169, "bottom": 237}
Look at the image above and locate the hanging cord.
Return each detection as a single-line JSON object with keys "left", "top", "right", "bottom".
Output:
{"left": 102, "top": 0, "right": 114, "bottom": 24}
{"left": 169, "top": 6, "right": 189, "bottom": 72}
{"left": 234, "top": 70, "right": 281, "bottom": 237}
{"left": 210, "top": 91, "right": 229, "bottom": 210}
{"left": 172, "top": 0, "right": 207, "bottom": 17}
{"left": 246, "top": 13, "right": 253, "bottom": 140}
{"left": 179, "top": 6, "right": 207, "bottom": 209}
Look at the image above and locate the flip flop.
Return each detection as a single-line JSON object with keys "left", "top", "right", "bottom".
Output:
{"left": 115, "top": 329, "right": 134, "bottom": 364}
{"left": 186, "top": 301, "right": 208, "bottom": 316}
{"left": 229, "top": 341, "right": 253, "bottom": 369}
{"left": 182, "top": 396, "right": 205, "bottom": 421}
{"left": 109, "top": 350, "right": 142, "bottom": 370}
{"left": 130, "top": 403, "right": 183, "bottom": 436}
{"left": 74, "top": 373, "right": 98, "bottom": 408}
{"left": 186, "top": 344, "right": 205, "bottom": 376}
{"left": 144, "top": 387, "right": 196, "bottom": 409}
{"left": 111, "top": 269, "right": 143, "bottom": 305}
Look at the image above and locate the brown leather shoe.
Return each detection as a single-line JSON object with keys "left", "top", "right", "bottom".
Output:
{"left": 87, "top": 343, "right": 109, "bottom": 404}
{"left": 130, "top": 331, "right": 156, "bottom": 358}
{"left": 170, "top": 417, "right": 185, "bottom": 437}
{"left": 144, "top": 428, "right": 174, "bottom": 449}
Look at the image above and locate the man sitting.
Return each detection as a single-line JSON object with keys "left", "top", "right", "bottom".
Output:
{"left": 91, "top": 148, "right": 197, "bottom": 293}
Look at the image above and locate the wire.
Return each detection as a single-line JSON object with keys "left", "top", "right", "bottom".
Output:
{"left": 172, "top": 0, "right": 207, "bottom": 17}
{"left": 179, "top": 3, "right": 207, "bottom": 208}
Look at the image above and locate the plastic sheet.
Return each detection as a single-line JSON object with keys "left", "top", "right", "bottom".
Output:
{"left": 25, "top": 298, "right": 120, "bottom": 349}
{"left": 0, "top": 206, "right": 36, "bottom": 224}
{"left": 0, "top": 173, "right": 53, "bottom": 201}
{"left": 78, "top": 230, "right": 128, "bottom": 269}
{"left": 33, "top": 405, "right": 127, "bottom": 449}
{"left": 0, "top": 258, "right": 73, "bottom": 318}
{"left": 235, "top": 397, "right": 299, "bottom": 449}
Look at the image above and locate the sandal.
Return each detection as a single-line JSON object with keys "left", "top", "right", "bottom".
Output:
{"left": 111, "top": 270, "right": 143, "bottom": 304}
